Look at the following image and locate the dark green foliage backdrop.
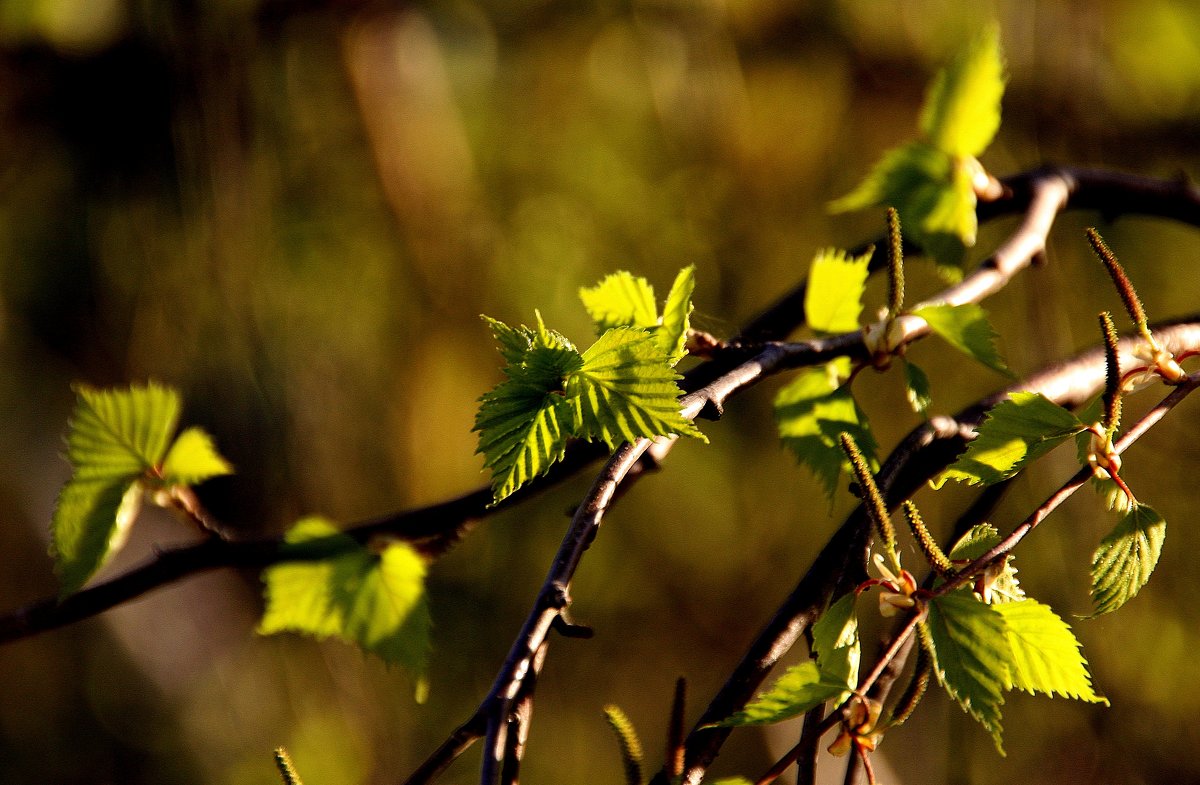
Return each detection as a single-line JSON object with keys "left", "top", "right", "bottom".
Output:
{"left": 1, "top": 1, "right": 1199, "bottom": 783}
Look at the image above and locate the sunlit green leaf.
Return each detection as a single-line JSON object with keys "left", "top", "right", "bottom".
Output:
{"left": 994, "top": 600, "right": 1106, "bottom": 703}
{"left": 811, "top": 592, "right": 860, "bottom": 699}
{"left": 1090, "top": 503, "right": 1166, "bottom": 617}
{"left": 475, "top": 317, "right": 583, "bottom": 503}
{"left": 51, "top": 383, "right": 185, "bottom": 596}
{"left": 709, "top": 779, "right": 753, "bottom": 785}
{"left": 482, "top": 315, "right": 537, "bottom": 365}
{"left": 775, "top": 359, "right": 877, "bottom": 500}
{"left": 65, "top": 382, "right": 180, "bottom": 480}
{"left": 712, "top": 660, "right": 848, "bottom": 727}
{"left": 51, "top": 478, "right": 142, "bottom": 597}
{"left": 260, "top": 517, "right": 432, "bottom": 700}
{"left": 804, "top": 248, "right": 872, "bottom": 334}
{"left": 161, "top": 427, "right": 234, "bottom": 485}
{"left": 933, "top": 393, "right": 1085, "bottom": 488}
{"left": 829, "top": 142, "right": 971, "bottom": 274}
{"left": 568, "top": 327, "right": 705, "bottom": 448}
{"left": 904, "top": 360, "right": 933, "bottom": 416}
{"left": 658, "top": 265, "right": 695, "bottom": 364}
{"left": 920, "top": 24, "right": 1006, "bottom": 158}
{"left": 923, "top": 591, "right": 1010, "bottom": 753}
{"left": 579, "top": 271, "right": 659, "bottom": 333}
{"left": 913, "top": 303, "right": 1010, "bottom": 376}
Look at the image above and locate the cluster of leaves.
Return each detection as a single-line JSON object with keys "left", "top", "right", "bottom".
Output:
{"left": 474, "top": 267, "right": 705, "bottom": 503}
{"left": 774, "top": 238, "right": 1008, "bottom": 501}
{"left": 831, "top": 24, "right": 1005, "bottom": 276}
{"left": 51, "top": 383, "right": 432, "bottom": 699}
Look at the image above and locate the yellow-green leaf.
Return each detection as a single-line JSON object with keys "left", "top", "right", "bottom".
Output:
{"left": 259, "top": 517, "right": 432, "bottom": 700}
{"left": 1090, "top": 504, "right": 1166, "bottom": 617}
{"left": 579, "top": 271, "right": 659, "bottom": 333}
{"left": 51, "top": 478, "right": 142, "bottom": 597}
{"left": 994, "top": 600, "right": 1106, "bottom": 703}
{"left": 805, "top": 248, "right": 872, "bottom": 334}
{"left": 920, "top": 24, "right": 1006, "bottom": 158}
{"left": 161, "top": 427, "right": 234, "bottom": 485}
{"left": 913, "top": 303, "right": 1010, "bottom": 376}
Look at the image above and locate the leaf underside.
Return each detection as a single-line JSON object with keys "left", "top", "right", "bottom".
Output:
{"left": 1090, "top": 503, "right": 1166, "bottom": 617}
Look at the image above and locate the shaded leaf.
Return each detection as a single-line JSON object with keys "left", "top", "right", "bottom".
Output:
{"left": 260, "top": 517, "right": 431, "bottom": 700}
{"left": 161, "top": 427, "right": 234, "bottom": 485}
{"left": 805, "top": 248, "right": 872, "bottom": 334}
{"left": 579, "top": 271, "right": 658, "bottom": 333}
{"left": 51, "top": 479, "right": 142, "bottom": 597}
{"left": 994, "top": 600, "right": 1106, "bottom": 703}
{"left": 923, "top": 591, "right": 1010, "bottom": 752}
{"left": 568, "top": 327, "right": 705, "bottom": 448}
{"left": 482, "top": 315, "right": 537, "bottom": 365}
{"left": 904, "top": 360, "right": 933, "bottom": 416}
{"left": 775, "top": 359, "right": 878, "bottom": 500}
{"left": 920, "top": 24, "right": 1006, "bottom": 158}
{"left": 913, "top": 303, "right": 1010, "bottom": 376}
{"left": 933, "top": 392, "right": 1084, "bottom": 488}
{"left": 1090, "top": 504, "right": 1166, "bottom": 617}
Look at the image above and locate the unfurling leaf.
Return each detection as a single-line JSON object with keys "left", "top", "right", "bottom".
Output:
{"left": 913, "top": 303, "right": 1010, "bottom": 376}
{"left": 923, "top": 591, "right": 1010, "bottom": 752}
{"left": 805, "top": 248, "right": 872, "bottom": 334}
{"left": 260, "top": 517, "right": 432, "bottom": 701}
{"left": 994, "top": 600, "right": 1106, "bottom": 703}
{"left": 933, "top": 392, "right": 1085, "bottom": 488}
{"left": 52, "top": 478, "right": 142, "bottom": 597}
{"left": 947, "top": 523, "right": 1024, "bottom": 603}
{"left": 568, "top": 327, "right": 705, "bottom": 448}
{"left": 1090, "top": 503, "right": 1166, "bottom": 617}
{"left": 775, "top": 359, "right": 877, "bottom": 500}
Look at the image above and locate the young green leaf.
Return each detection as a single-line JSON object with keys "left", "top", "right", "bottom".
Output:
{"left": 51, "top": 382, "right": 194, "bottom": 596}
{"left": 482, "top": 315, "right": 538, "bottom": 365}
{"left": 161, "top": 427, "right": 234, "bottom": 485}
{"left": 65, "top": 382, "right": 181, "bottom": 480}
{"left": 567, "top": 327, "right": 705, "bottom": 448}
{"left": 1090, "top": 503, "right": 1166, "bottom": 617}
{"left": 933, "top": 392, "right": 1085, "bottom": 488}
{"left": 259, "top": 517, "right": 432, "bottom": 701}
{"left": 993, "top": 600, "right": 1106, "bottom": 703}
{"left": 711, "top": 660, "right": 848, "bottom": 727}
{"left": 52, "top": 479, "right": 143, "bottom": 597}
{"left": 903, "top": 360, "right": 933, "bottom": 416}
{"left": 658, "top": 265, "right": 696, "bottom": 364}
{"left": 579, "top": 271, "right": 659, "bottom": 333}
{"left": 775, "top": 360, "right": 878, "bottom": 500}
{"left": 923, "top": 591, "right": 1011, "bottom": 753}
{"left": 475, "top": 319, "right": 584, "bottom": 503}
{"left": 811, "top": 593, "right": 861, "bottom": 699}
{"left": 920, "top": 24, "right": 1006, "bottom": 158}
{"left": 830, "top": 28, "right": 1006, "bottom": 275}
{"left": 912, "top": 303, "right": 1010, "bottom": 376}
{"left": 804, "top": 248, "right": 872, "bottom": 334}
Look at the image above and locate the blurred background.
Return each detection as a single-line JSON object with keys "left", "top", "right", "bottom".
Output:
{"left": 1, "top": 1, "right": 1199, "bottom": 783}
